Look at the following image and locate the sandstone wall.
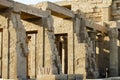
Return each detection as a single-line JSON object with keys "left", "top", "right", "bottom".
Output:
{"left": 53, "top": 15, "right": 86, "bottom": 76}
{"left": 72, "top": 1, "right": 102, "bottom": 22}
{"left": 0, "top": 11, "right": 29, "bottom": 79}
{"left": 112, "top": 0, "right": 120, "bottom": 20}
{"left": 22, "top": 20, "right": 43, "bottom": 78}
{"left": 0, "top": 12, "right": 9, "bottom": 79}
{"left": 54, "top": 16, "right": 74, "bottom": 74}
{"left": 22, "top": 19, "right": 58, "bottom": 77}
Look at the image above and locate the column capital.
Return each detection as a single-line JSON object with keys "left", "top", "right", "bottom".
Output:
{"left": 97, "top": 33, "right": 105, "bottom": 41}
{"left": 108, "top": 28, "right": 118, "bottom": 39}
{"left": 88, "top": 31, "right": 97, "bottom": 40}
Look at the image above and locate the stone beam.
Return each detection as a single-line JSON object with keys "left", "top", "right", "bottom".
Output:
{"left": 86, "top": 19, "right": 107, "bottom": 33}
{"left": 0, "top": 0, "right": 49, "bottom": 18}
{"left": 47, "top": 2, "right": 75, "bottom": 18}
{"left": 0, "top": 0, "right": 12, "bottom": 8}
{"left": 75, "top": 14, "right": 107, "bottom": 33}
{"left": 14, "top": 2, "right": 49, "bottom": 18}
{"left": 36, "top": 2, "right": 75, "bottom": 18}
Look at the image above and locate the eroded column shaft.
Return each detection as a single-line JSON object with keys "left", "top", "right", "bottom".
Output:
{"left": 109, "top": 28, "right": 118, "bottom": 77}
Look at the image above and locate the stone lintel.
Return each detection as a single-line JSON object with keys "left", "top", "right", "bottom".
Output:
{"left": 74, "top": 14, "right": 107, "bottom": 33}
{"left": 14, "top": 2, "right": 49, "bottom": 18}
{"left": 0, "top": 0, "right": 49, "bottom": 19}
{"left": 36, "top": 1, "right": 75, "bottom": 18}
{"left": 47, "top": 2, "right": 75, "bottom": 18}
{"left": 86, "top": 19, "right": 107, "bottom": 33}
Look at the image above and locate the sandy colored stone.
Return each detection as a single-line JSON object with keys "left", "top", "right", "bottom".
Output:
{"left": 0, "top": 0, "right": 120, "bottom": 79}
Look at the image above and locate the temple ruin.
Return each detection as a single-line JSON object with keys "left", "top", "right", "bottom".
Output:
{"left": 0, "top": 0, "right": 120, "bottom": 79}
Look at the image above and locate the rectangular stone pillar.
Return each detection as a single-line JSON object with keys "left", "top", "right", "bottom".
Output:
{"left": 9, "top": 20, "right": 17, "bottom": 79}
{"left": 2, "top": 28, "right": 9, "bottom": 79}
{"left": 39, "top": 16, "right": 62, "bottom": 75}
{"left": 74, "top": 43, "right": 86, "bottom": 75}
{"left": 73, "top": 36, "right": 86, "bottom": 80}
{"left": 36, "top": 27, "right": 44, "bottom": 78}
{"left": 73, "top": 16, "right": 86, "bottom": 78}
{"left": 9, "top": 10, "right": 28, "bottom": 79}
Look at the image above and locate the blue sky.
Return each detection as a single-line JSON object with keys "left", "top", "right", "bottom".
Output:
{"left": 14, "top": 0, "right": 62, "bottom": 4}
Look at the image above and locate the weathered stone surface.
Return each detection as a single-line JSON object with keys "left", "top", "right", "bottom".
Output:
{"left": 27, "top": 33, "right": 36, "bottom": 78}
{"left": 1, "top": 0, "right": 120, "bottom": 80}
{"left": 0, "top": 32, "right": 2, "bottom": 78}
{"left": 37, "top": 75, "right": 56, "bottom": 80}
{"left": 9, "top": 12, "right": 28, "bottom": 79}
{"left": 60, "top": 75, "right": 67, "bottom": 80}
{"left": 35, "top": 2, "right": 75, "bottom": 18}
{"left": 108, "top": 28, "right": 119, "bottom": 77}
{"left": 76, "top": 74, "right": 84, "bottom": 80}
{"left": 68, "top": 74, "right": 76, "bottom": 80}
{"left": 0, "top": 12, "right": 9, "bottom": 79}
{"left": 2, "top": 28, "right": 9, "bottom": 79}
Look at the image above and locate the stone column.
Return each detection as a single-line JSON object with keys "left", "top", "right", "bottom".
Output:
{"left": 108, "top": 28, "right": 118, "bottom": 77}
{"left": 88, "top": 31, "right": 99, "bottom": 78}
{"left": 89, "top": 31, "right": 96, "bottom": 52}
{"left": 97, "top": 34, "right": 105, "bottom": 74}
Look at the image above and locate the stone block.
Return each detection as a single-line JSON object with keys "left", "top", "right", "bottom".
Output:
{"left": 76, "top": 74, "right": 84, "bottom": 80}
{"left": 60, "top": 74, "right": 67, "bottom": 80}
{"left": 55, "top": 75, "right": 61, "bottom": 80}
{"left": 68, "top": 74, "right": 76, "bottom": 80}
{"left": 38, "top": 75, "right": 56, "bottom": 80}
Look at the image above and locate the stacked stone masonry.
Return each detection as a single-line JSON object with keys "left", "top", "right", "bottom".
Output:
{"left": 0, "top": 0, "right": 120, "bottom": 80}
